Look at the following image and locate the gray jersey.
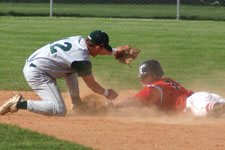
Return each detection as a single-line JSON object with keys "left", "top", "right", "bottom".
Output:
{"left": 26, "top": 36, "right": 90, "bottom": 78}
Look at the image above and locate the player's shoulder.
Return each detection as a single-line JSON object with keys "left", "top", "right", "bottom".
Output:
{"left": 57, "top": 36, "right": 87, "bottom": 51}
{"left": 68, "top": 36, "right": 86, "bottom": 48}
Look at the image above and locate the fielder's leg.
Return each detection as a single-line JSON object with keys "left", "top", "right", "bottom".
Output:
{"left": 23, "top": 65, "right": 67, "bottom": 116}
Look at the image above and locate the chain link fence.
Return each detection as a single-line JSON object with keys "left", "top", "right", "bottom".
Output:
{"left": 0, "top": 0, "right": 225, "bottom": 21}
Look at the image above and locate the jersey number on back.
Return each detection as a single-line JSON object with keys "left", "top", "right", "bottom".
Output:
{"left": 50, "top": 42, "right": 72, "bottom": 54}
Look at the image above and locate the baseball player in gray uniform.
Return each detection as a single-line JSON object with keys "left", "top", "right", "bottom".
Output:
{"left": 0, "top": 30, "right": 119, "bottom": 116}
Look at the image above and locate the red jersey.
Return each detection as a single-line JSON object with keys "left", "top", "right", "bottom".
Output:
{"left": 134, "top": 78, "right": 194, "bottom": 111}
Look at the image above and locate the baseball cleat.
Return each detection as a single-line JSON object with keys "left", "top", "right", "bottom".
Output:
{"left": 0, "top": 93, "right": 24, "bottom": 115}
{"left": 207, "top": 102, "right": 225, "bottom": 117}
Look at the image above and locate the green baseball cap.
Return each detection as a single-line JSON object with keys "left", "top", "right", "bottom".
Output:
{"left": 88, "top": 30, "right": 112, "bottom": 52}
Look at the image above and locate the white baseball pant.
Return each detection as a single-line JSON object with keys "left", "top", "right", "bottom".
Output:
{"left": 186, "top": 92, "right": 225, "bottom": 117}
{"left": 23, "top": 63, "right": 79, "bottom": 116}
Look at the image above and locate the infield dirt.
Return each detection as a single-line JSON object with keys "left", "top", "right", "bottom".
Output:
{"left": 0, "top": 90, "right": 225, "bottom": 150}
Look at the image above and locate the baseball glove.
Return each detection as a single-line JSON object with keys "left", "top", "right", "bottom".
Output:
{"left": 115, "top": 45, "right": 141, "bottom": 65}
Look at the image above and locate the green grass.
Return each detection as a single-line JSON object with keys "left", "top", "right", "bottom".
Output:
{"left": 1, "top": 16, "right": 225, "bottom": 150}
{"left": 0, "top": 123, "right": 93, "bottom": 150}
{"left": 1, "top": 16, "right": 225, "bottom": 91}
{"left": 0, "top": 3, "right": 225, "bottom": 21}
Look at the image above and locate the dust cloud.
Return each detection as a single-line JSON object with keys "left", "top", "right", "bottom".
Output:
{"left": 77, "top": 71, "right": 225, "bottom": 126}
